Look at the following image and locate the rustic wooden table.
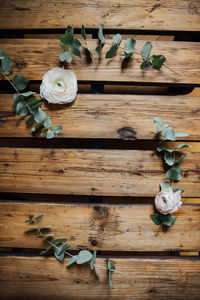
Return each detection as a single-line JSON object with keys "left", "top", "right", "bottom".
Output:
{"left": 0, "top": 1, "right": 200, "bottom": 299}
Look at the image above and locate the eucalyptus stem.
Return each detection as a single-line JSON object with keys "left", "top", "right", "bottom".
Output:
{"left": 1, "top": 71, "right": 20, "bottom": 95}
{"left": 94, "top": 264, "right": 128, "bottom": 276}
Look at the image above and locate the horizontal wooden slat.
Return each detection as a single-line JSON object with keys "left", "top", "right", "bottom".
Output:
{"left": 0, "top": 0, "right": 200, "bottom": 31}
{"left": 0, "top": 148, "right": 200, "bottom": 197}
{"left": 0, "top": 202, "right": 199, "bottom": 251}
{"left": 0, "top": 256, "right": 200, "bottom": 299}
{"left": 0, "top": 94, "right": 200, "bottom": 139}
{"left": 0, "top": 39, "right": 200, "bottom": 85}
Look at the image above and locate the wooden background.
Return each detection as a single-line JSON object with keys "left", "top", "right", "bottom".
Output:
{"left": 0, "top": 0, "right": 200, "bottom": 299}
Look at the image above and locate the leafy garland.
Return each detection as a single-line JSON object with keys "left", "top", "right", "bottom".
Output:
{"left": 0, "top": 50, "right": 62, "bottom": 139}
{"left": 151, "top": 117, "right": 191, "bottom": 227}
{"left": 59, "top": 24, "right": 179, "bottom": 75}
{"left": 25, "top": 214, "right": 120, "bottom": 289}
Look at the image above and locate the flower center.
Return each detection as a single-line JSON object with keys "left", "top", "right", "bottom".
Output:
{"left": 159, "top": 197, "right": 167, "bottom": 208}
{"left": 54, "top": 79, "right": 66, "bottom": 93}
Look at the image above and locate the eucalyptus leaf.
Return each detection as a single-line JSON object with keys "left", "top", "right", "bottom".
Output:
{"left": 150, "top": 55, "right": 166, "bottom": 70}
{"left": 76, "top": 250, "right": 93, "bottom": 264}
{"left": 175, "top": 132, "right": 189, "bottom": 138}
{"left": 65, "top": 25, "right": 74, "bottom": 34}
{"left": 60, "top": 43, "right": 69, "bottom": 52}
{"left": 59, "top": 51, "right": 72, "bottom": 63}
{"left": 107, "top": 257, "right": 115, "bottom": 271}
{"left": 40, "top": 244, "right": 53, "bottom": 255}
{"left": 26, "top": 227, "right": 38, "bottom": 231}
{"left": 140, "top": 60, "right": 149, "bottom": 69}
{"left": 175, "top": 153, "right": 187, "bottom": 164}
{"left": 98, "top": 24, "right": 105, "bottom": 44}
{"left": 53, "top": 125, "right": 63, "bottom": 134}
{"left": 21, "top": 91, "right": 36, "bottom": 97}
{"left": 105, "top": 44, "right": 118, "bottom": 58}
{"left": 16, "top": 101, "right": 29, "bottom": 116}
{"left": 27, "top": 98, "right": 42, "bottom": 110}
{"left": 95, "top": 43, "right": 103, "bottom": 57}
{"left": 12, "top": 74, "right": 30, "bottom": 91}
{"left": 25, "top": 219, "right": 35, "bottom": 224}
{"left": 1, "top": 57, "right": 12, "bottom": 75}
{"left": 124, "top": 38, "right": 136, "bottom": 55}
{"left": 112, "top": 34, "right": 122, "bottom": 45}
{"left": 71, "top": 39, "right": 82, "bottom": 57}
{"left": 150, "top": 212, "right": 163, "bottom": 225}
{"left": 34, "top": 215, "right": 44, "bottom": 222}
{"left": 34, "top": 108, "right": 47, "bottom": 123}
{"left": 12, "top": 94, "right": 24, "bottom": 112}
{"left": 44, "top": 117, "right": 52, "bottom": 129}
{"left": 54, "top": 244, "right": 65, "bottom": 262}
{"left": 157, "top": 146, "right": 174, "bottom": 153}
{"left": 81, "top": 24, "right": 87, "bottom": 40}
{"left": 25, "top": 114, "right": 35, "bottom": 127}
{"left": 163, "top": 214, "right": 176, "bottom": 226}
{"left": 90, "top": 250, "right": 96, "bottom": 270}
{"left": 46, "top": 129, "right": 54, "bottom": 139}
{"left": 60, "top": 32, "right": 74, "bottom": 46}
{"left": 141, "top": 41, "right": 152, "bottom": 60}
{"left": 153, "top": 117, "right": 163, "bottom": 130}
{"left": 32, "top": 123, "right": 42, "bottom": 132}
{"left": 164, "top": 151, "right": 175, "bottom": 166}
{"left": 0, "top": 50, "right": 6, "bottom": 59}
{"left": 162, "top": 126, "right": 176, "bottom": 141}
{"left": 174, "top": 144, "right": 191, "bottom": 150}
{"left": 40, "top": 128, "right": 48, "bottom": 136}
{"left": 160, "top": 182, "right": 170, "bottom": 191}
{"left": 58, "top": 243, "right": 71, "bottom": 256}
{"left": 67, "top": 255, "right": 79, "bottom": 267}
{"left": 166, "top": 164, "right": 182, "bottom": 181}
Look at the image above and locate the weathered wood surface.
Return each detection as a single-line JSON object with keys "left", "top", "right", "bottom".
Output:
{"left": 1, "top": 94, "right": 200, "bottom": 139}
{"left": 0, "top": 39, "right": 200, "bottom": 85}
{"left": 0, "top": 256, "right": 200, "bottom": 299}
{"left": 0, "top": 0, "right": 200, "bottom": 31}
{"left": 0, "top": 148, "right": 200, "bottom": 197}
{"left": 0, "top": 202, "right": 200, "bottom": 251}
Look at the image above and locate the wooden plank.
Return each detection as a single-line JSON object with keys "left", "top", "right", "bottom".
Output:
{"left": 0, "top": 148, "right": 200, "bottom": 197}
{"left": 0, "top": 39, "right": 200, "bottom": 85}
{"left": 0, "top": 202, "right": 199, "bottom": 251}
{"left": 0, "top": 94, "right": 200, "bottom": 139}
{"left": 0, "top": 256, "right": 200, "bottom": 299}
{"left": 0, "top": 0, "right": 200, "bottom": 31}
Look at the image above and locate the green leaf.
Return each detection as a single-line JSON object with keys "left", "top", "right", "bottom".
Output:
{"left": 40, "top": 128, "right": 48, "bottom": 136}
{"left": 157, "top": 146, "right": 174, "bottom": 153}
{"left": 160, "top": 182, "right": 170, "bottom": 191}
{"left": 46, "top": 129, "right": 54, "bottom": 139}
{"left": 153, "top": 117, "right": 163, "bottom": 130}
{"left": 124, "top": 38, "right": 136, "bottom": 57}
{"left": 107, "top": 257, "right": 115, "bottom": 271}
{"left": 34, "top": 215, "right": 43, "bottom": 222}
{"left": 57, "top": 243, "right": 71, "bottom": 256}
{"left": 90, "top": 250, "right": 96, "bottom": 270}
{"left": 60, "top": 43, "right": 69, "bottom": 52}
{"left": 150, "top": 55, "right": 166, "bottom": 70}
{"left": 16, "top": 101, "right": 29, "bottom": 116}
{"left": 0, "top": 50, "right": 6, "bottom": 59}
{"left": 174, "top": 144, "right": 191, "bottom": 150}
{"left": 81, "top": 24, "right": 87, "bottom": 40}
{"left": 60, "top": 32, "right": 74, "bottom": 46}
{"left": 164, "top": 151, "right": 175, "bottom": 166}
{"left": 173, "top": 188, "right": 184, "bottom": 193}
{"left": 43, "top": 117, "right": 52, "bottom": 129}
{"left": 42, "top": 233, "right": 54, "bottom": 238}
{"left": 105, "top": 44, "right": 118, "bottom": 58}
{"left": 65, "top": 25, "right": 74, "bottom": 34}
{"left": 112, "top": 34, "right": 122, "bottom": 45}
{"left": 67, "top": 255, "right": 79, "bottom": 267}
{"left": 141, "top": 41, "right": 152, "bottom": 60}
{"left": 175, "top": 132, "right": 189, "bottom": 138}
{"left": 40, "top": 244, "right": 53, "bottom": 255}
{"left": 21, "top": 91, "right": 36, "bottom": 98}
{"left": 54, "top": 244, "right": 65, "bottom": 262}
{"left": 163, "top": 214, "right": 176, "bottom": 226}
{"left": 1, "top": 57, "right": 12, "bottom": 75}
{"left": 53, "top": 125, "right": 63, "bottom": 134}
{"left": 26, "top": 227, "right": 38, "bottom": 232}
{"left": 140, "top": 60, "right": 149, "bottom": 69}
{"left": 76, "top": 250, "right": 93, "bottom": 264}
{"left": 27, "top": 98, "right": 42, "bottom": 111}
{"left": 98, "top": 24, "right": 105, "bottom": 44}
{"left": 71, "top": 39, "right": 82, "bottom": 57}
{"left": 166, "top": 164, "right": 182, "bottom": 181}
{"left": 59, "top": 51, "right": 72, "bottom": 63}
{"left": 95, "top": 43, "right": 103, "bottom": 57}
{"left": 25, "top": 219, "right": 35, "bottom": 224}
{"left": 175, "top": 153, "right": 187, "bottom": 164}
{"left": 162, "top": 126, "right": 176, "bottom": 141}
{"left": 25, "top": 114, "right": 35, "bottom": 127}
{"left": 34, "top": 107, "right": 47, "bottom": 123}
{"left": 12, "top": 94, "right": 24, "bottom": 112}
{"left": 12, "top": 74, "right": 30, "bottom": 91}
{"left": 150, "top": 212, "right": 163, "bottom": 225}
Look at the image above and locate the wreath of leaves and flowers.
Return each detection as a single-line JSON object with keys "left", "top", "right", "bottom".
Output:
{"left": 0, "top": 24, "right": 189, "bottom": 289}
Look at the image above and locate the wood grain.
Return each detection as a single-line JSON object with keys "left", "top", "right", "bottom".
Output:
{"left": 0, "top": 256, "right": 200, "bottom": 299}
{"left": 0, "top": 202, "right": 200, "bottom": 251}
{"left": 0, "top": 39, "right": 200, "bottom": 85}
{"left": 0, "top": 0, "right": 200, "bottom": 31}
{"left": 0, "top": 94, "right": 200, "bottom": 139}
{"left": 0, "top": 147, "right": 200, "bottom": 197}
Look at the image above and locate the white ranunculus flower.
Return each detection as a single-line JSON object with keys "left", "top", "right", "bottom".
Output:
{"left": 40, "top": 67, "right": 78, "bottom": 104}
{"left": 155, "top": 187, "right": 182, "bottom": 215}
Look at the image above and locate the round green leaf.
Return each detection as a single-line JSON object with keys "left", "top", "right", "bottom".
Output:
{"left": 76, "top": 250, "right": 93, "bottom": 264}
{"left": 12, "top": 74, "right": 30, "bottom": 91}
{"left": 53, "top": 125, "right": 63, "bottom": 134}
{"left": 1, "top": 57, "right": 12, "bottom": 75}
{"left": 46, "top": 129, "right": 54, "bottom": 139}
{"left": 141, "top": 41, "right": 152, "bottom": 60}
